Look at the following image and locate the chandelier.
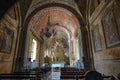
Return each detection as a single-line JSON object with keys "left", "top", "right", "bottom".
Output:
{"left": 40, "top": 15, "right": 56, "bottom": 39}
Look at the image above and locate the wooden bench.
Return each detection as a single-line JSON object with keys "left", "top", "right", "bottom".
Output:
{"left": 61, "top": 71, "right": 85, "bottom": 75}
{"left": 0, "top": 72, "right": 42, "bottom": 80}
{"left": 61, "top": 75, "right": 84, "bottom": 79}
{"left": 61, "top": 75, "right": 114, "bottom": 80}
{"left": 61, "top": 71, "right": 85, "bottom": 80}
{"left": 103, "top": 75, "right": 116, "bottom": 80}
{"left": 85, "top": 71, "right": 116, "bottom": 80}
{"left": 61, "top": 70, "right": 115, "bottom": 80}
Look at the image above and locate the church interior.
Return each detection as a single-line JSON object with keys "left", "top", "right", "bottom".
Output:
{"left": 0, "top": 0, "right": 120, "bottom": 80}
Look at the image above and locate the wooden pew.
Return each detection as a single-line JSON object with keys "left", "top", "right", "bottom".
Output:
{"left": 61, "top": 70, "right": 115, "bottom": 80}
{"left": 61, "top": 75, "right": 85, "bottom": 79}
{"left": 61, "top": 71, "right": 85, "bottom": 75}
{"left": 0, "top": 72, "right": 42, "bottom": 80}
{"left": 85, "top": 71, "right": 116, "bottom": 80}
{"left": 61, "top": 71, "right": 85, "bottom": 79}
{"left": 60, "top": 67, "right": 85, "bottom": 79}
{"left": 103, "top": 75, "right": 116, "bottom": 80}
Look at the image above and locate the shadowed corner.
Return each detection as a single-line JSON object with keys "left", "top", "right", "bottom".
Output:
{"left": 0, "top": 0, "right": 18, "bottom": 19}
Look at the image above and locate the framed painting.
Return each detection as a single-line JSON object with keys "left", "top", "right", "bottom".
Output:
{"left": 101, "top": 10, "right": 120, "bottom": 48}
{"left": 0, "top": 27, "right": 14, "bottom": 53}
{"left": 92, "top": 27, "right": 102, "bottom": 52}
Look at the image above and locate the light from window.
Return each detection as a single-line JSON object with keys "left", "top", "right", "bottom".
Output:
{"left": 31, "top": 39, "right": 37, "bottom": 62}
{"left": 76, "top": 39, "right": 80, "bottom": 60}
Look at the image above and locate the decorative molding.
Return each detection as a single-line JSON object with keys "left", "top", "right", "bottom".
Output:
{"left": 89, "top": 0, "right": 111, "bottom": 25}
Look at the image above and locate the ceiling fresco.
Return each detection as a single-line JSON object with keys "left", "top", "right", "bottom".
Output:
{"left": 28, "top": 7, "right": 80, "bottom": 41}
{"left": 28, "top": 6, "right": 80, "bottom": 58}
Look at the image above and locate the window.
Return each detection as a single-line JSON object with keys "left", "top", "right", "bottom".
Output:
{"left": 76, "top": 39, "right": 80, "bottom": 60}
{"left": 31, "top": 39, "right": 37, "bottom": 62}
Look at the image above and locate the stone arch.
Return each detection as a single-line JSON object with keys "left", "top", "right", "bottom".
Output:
{"left": 24, "top": 2, "right": 85, "bottom": 30}
{"left": 17, "top": 1, "right": 87, "bottom": 71}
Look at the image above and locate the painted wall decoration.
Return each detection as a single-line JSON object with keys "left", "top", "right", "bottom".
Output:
{"left": 0, "top": 27, "right": 14, "bottom": 53}
{"left": 92, "top": 27, "right": 102, "bottom": 52}
{"left": 7, "top": 4, "right": 18, "bottom": 20}
{"left": 101, "top": 10, "right": 120, "bottom": 48}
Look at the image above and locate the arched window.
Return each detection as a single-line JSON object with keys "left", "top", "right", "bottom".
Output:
{"left": 76, "top": 39, "right": 80, "bottom": 60}
{"left": 31, "top": 39, "right": 37, "bottom": 62}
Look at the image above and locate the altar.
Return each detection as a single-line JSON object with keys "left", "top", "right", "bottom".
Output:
{"left": 51, "top": 63, "right": 64, "bottom": 68}
{"left": 51, "top": 63, "right": 64, "bottom": 80}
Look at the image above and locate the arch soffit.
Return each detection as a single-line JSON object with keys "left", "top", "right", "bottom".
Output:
{"left": 24, "top": 2, "right": 84, "bottom": 31}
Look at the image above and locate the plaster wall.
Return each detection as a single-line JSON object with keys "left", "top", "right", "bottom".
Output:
{"left": 0, "top": 4, "right": 18, "bottom": 73}
{"left": 90, "top": 0, "right": 120, "bottom": 76}
{"left": 0, "top": 18, "right": 17, "bottom": 73}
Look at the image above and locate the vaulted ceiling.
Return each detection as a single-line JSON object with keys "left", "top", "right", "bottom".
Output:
{"left": 26, "top": 1, "right": 84, "bottom": 54}
{"left": 25, "top": 0, "right": 87, "bottom": 55}
{"left": 0, "top": 0, "right": 87, "bottom": 23}
{"left": 0, "top": 0, "right": 87, "bottom": 55}
{"left": 28, "top": 7, "right": 80, "bottom": 41}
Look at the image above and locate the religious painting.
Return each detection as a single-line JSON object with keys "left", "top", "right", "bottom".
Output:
{"left": 101, "top": 10, "right": 120, "bottom": 48}
{"left": 92, "top": 27, "right": 102, "bottom": 52}
{"left": 0, "top": 27, "right": 14, "bottom": 53}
